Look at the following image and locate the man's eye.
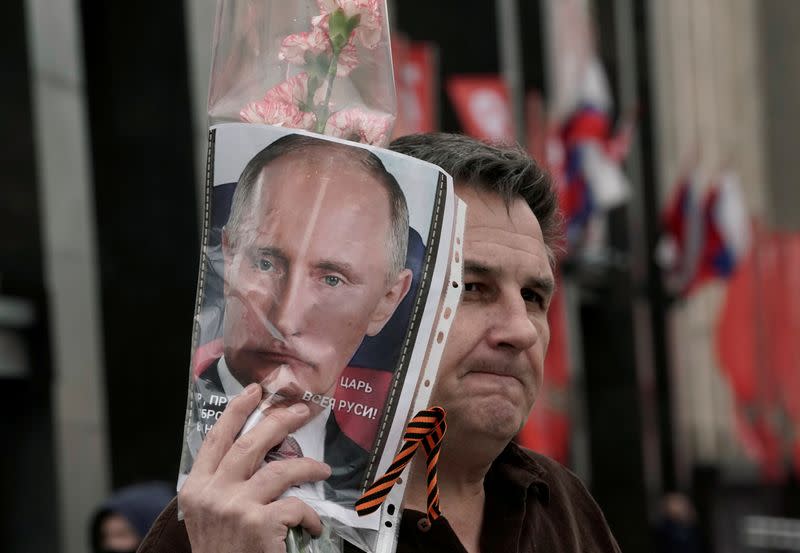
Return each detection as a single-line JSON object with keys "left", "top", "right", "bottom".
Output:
{"left": 323, "top": 275, "right": 342, "bottom": 287}
{"left": 521, "top": 288, "right": 544, "bottom": 308}
{"left": 463, "top": 282, "right": 483, "bottom": 294}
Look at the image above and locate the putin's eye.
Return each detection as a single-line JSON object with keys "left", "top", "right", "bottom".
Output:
{"left": 257, "top": 258, "right": 275, "bottom": 272}
{"left": 323, "top": 275, "right": 342, "bottom": 287}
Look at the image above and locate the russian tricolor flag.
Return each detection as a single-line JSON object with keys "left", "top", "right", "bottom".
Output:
{"left": 554, "top": 60, "right": 632, "bottom": 251}
{"left": 658, "top": 169, "right": 750, "bottom": 296}
{"left": 696, "top": 171, "right": 751, "bottom": 286}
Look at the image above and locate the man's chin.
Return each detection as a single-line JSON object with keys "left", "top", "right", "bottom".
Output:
{"left": 456, "top": 396, "right": 527, "bottom": 442}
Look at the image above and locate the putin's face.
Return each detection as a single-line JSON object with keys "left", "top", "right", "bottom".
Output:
{"left": 222, "top": 149, "right": 411, "bottom": 398}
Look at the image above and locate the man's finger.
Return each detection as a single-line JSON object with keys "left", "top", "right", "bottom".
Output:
{"left": 191, "top": 384, "right": 262, "bottom": 476}
{"left": 216, "top": 403, "right": 313, "bottom": 481}
{"left": 247, "top": 457, "right": 332, "bottom": 503}
{"left": 266, "top": 497, "right": 324, "bottom": 538}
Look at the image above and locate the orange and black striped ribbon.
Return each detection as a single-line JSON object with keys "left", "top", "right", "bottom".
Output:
{"left": 355, "top": 406, "right": 447, "bottom": 522}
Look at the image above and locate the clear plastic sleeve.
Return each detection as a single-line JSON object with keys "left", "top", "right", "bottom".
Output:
{"left": 207, "top": 0, "right": 397, "bottom": 146}
{"left": 178, "top": 123, "right": 464, "bottom": 553}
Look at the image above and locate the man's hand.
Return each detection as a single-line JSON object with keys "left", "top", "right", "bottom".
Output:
{"left": 179, "top": 383, "right": 332, "bottom": 553}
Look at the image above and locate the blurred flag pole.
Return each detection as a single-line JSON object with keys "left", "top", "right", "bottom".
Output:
{"left": 612, "top": 0, "right": 671, "bottom": 496}
{"left": 495, "top": 0, "right": 526, "bottom": 146}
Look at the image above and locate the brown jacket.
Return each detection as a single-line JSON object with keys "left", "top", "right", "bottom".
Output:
{"left": 139, "top": 443, "right": 621, "bottom": 553}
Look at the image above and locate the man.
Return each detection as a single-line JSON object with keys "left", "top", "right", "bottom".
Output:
{"left": 191, "top": 133, "right": 413, "bottom": 505}
{"left": 141, "top": 133, "right": 620, "bottom": 553}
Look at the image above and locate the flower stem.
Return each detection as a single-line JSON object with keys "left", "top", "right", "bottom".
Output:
{"left": 314, "top": 47, "right": 341, "bottom": 133}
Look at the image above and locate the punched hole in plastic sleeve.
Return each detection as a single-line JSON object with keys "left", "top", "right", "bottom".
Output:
{"left": 355, "top": 407, "right": 447, "bottom": 523}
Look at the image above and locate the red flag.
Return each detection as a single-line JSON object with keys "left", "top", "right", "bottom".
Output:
{"left": 446, "top": 76, "right": 514, "bottom": 142}
{"left": 392, "top": 35, "right": 438, "bottom": 138}
{"left": 716, "top": 225, "right": 800, "bottom": 481}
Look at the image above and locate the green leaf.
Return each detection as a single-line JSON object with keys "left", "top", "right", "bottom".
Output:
{"left": 345, "top": 13, "right": 361, "bottom": 37}
{"left": 308, "top": 75, "right": 321, "bottom": 93}
{"left": 305, "top": 51, "right": 330, "bottom": 79}
{"left": 328, "top": 8, "right": 361, "bottom": 51}
{"left": 330, "top": 31, "right": 348, "bottom": 51}
{"left": 328, "top": 8, "right": 348, "bottom": 39}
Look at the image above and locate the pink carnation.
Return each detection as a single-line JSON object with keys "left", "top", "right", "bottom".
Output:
{"left": 239, "top": 73, "right": 320, "bottom": 129}
{"left": 279, "top": 28, "right": 328, "bottom": 65}
{"left": 239, "top": 100, "right": 315, "bottom": 129}
{"left": 279, "top": 25, "right": 359, "bottom": 76}
{"left": 314, "top": 0, "right": 383, "bottom": 50}
{"left": 269, "top": 72, "right": 320, "bottom": 105}
{"left": 325, "top": 107, "right": 394, "bottom": 146}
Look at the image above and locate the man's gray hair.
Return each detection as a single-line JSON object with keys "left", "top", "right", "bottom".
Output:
{"left": 226, "top": 134, "right": 409, "bottom": 281}
{"left": 389, "top": 132, "right": 563, "bottom": 266}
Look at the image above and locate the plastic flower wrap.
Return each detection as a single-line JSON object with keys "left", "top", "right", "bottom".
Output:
{"left": 208, "top": 0, "right": 396, "bottom": 146}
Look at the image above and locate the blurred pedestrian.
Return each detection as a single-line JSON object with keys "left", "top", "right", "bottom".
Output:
{"left": 89, "top": 481, "right": 173, "bottom": 553}
{"left": 654, "top": 492, "right": 703, "bottom": 553}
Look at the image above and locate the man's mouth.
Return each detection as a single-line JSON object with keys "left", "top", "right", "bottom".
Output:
{"left": 465, "top": 366, "right": 525, "bottom": 386}
{"left": 469, "top": 370, "right": 519, "bottom": 380}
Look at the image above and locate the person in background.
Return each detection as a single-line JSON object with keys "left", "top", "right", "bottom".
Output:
{"left": 653, "top": 492, "right": 703, "bottom": 553}
{"left": 89, "top": 481, "right": 173, "bottom": 553}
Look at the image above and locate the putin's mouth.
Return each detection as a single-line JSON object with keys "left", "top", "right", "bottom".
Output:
{"left": 255, "top": 350, "right": 314, "bottom": 370}
{"left": 242, "top": 349, "right": 318, "bottom": 388}
{"left": 259, "top": 363, "right": 305, "bottom": 404}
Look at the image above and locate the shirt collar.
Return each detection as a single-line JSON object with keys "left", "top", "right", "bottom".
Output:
{"left": 292, "top": 405, "right": 330, "bottom": 461}
{"left": 490, "top": 441, "right": 551, "bottom": 505}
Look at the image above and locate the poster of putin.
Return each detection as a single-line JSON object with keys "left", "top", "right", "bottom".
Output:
{"left": 178, "top": 123, "right": 464, "bottom": 546}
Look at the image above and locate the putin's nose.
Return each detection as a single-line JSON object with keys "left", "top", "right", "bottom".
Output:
{"left": 268, "top": 267, "right": 312, "bottom": 338}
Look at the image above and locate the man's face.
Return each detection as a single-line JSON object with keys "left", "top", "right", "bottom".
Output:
{"left": 222, "top": 150, "right": 411, "bottom": 397}
{"left": 431, "top": 185, "right": 555, "bottom": 442}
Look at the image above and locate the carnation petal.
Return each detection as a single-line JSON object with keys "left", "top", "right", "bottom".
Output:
{"left": 324, "top": 107, "right": 394, "bottom": 146}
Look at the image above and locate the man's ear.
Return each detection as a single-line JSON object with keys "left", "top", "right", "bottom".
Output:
{"left": 366, "top": 268, "right": 413, "bottom": 336}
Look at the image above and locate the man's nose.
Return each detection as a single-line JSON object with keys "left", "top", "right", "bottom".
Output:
{"left": 267, "top": 268, "right": 312, "bottom": 337}
{"left": 486, "top": 293, "right": 538, "bottom": 352}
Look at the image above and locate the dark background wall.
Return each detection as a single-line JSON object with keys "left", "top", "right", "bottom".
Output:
{"left": 0, "top": 1, "right": 58, "bottom": 552}
{"left": 394, "top": 0, "right": 545, "bottom": 133}
{"left": 80, "top": 0, "right": 199, "bottom": 488}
